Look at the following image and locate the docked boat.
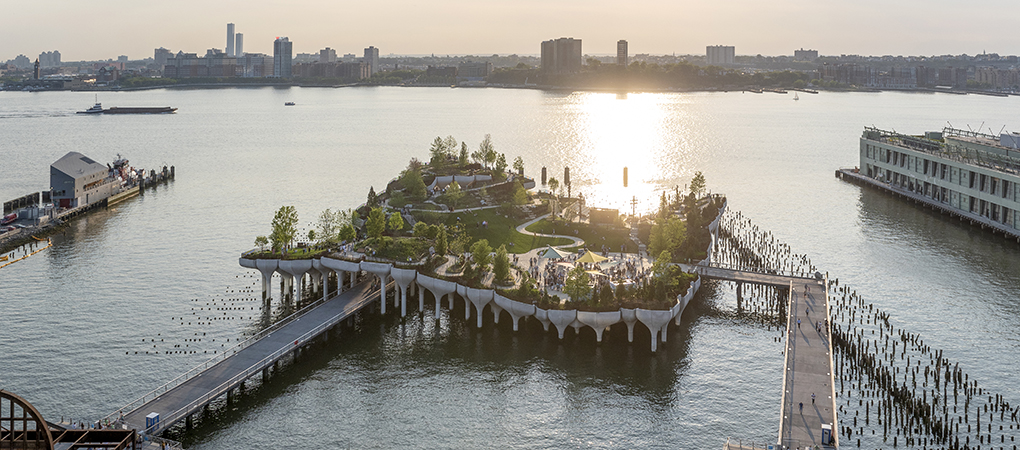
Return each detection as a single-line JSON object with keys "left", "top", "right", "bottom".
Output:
{"left": 77, "top": 102, "right": 177, "bottom": 114}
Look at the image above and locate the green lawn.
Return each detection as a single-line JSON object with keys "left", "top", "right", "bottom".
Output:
{"left": 444, "top": 209, "right": 571, "bottom": 253}
{"left": 525, "top": 218, "right": 637, "bottom": 253}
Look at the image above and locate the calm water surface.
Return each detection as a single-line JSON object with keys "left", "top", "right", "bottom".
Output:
{"left": 1, "top": 87, "right": 1018, "bottom": 448}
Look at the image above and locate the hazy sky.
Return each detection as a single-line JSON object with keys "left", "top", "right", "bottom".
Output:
{"left": 4, "top": 0, "right": 1018, "bottom": 61}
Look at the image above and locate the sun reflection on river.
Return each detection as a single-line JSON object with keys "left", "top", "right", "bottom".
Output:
{"left": 554, "top": 91, "right": 695, "bottom": 216}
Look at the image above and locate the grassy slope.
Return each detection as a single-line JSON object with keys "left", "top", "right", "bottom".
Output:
{"left": 525, "top": 218, "right": 637, "bottom": 253}
{"left": 444, "top": 209, "right": 571, "bottom": 253}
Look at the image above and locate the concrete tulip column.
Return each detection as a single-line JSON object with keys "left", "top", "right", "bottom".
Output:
{"left": 620, "top": 308, "right": 638, "bottom": 343}
{"left": 576, "top": 311, "right": 622, "bottom": 343}
{"left": 312, "top": 259, "right": 328, "bottom": 300}
{"left": 465, "top": 288, "right": 494, "bottom": 328}
{"left": 636, "top": 309, "right": 673, "bottom": 352}
{"left": 547, "top": 309, "right": 577, "bottom": 340}
{"left": 253, "top": 258, "right": 279, "bottom": 301}
{"left": 278, "top": 259, "right": 313, "bottom": 304}
{"left": 390, "top": 267, "right": 417, "bottom": 318}
{"left": 361, "top": 261, "right": 392, "bottom": 315}
{"left": 493, "top": 294, "right": 535, "bottom": 332}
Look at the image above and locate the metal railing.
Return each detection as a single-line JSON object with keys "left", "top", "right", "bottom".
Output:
{"left": 695, "top": 261, "right": 818, "bottom": 280}
{"left": 141, "top": 284, "right": 382, "bottom": 435}
{"left": 103, "top": 280, "right": 368, "bottom": 424}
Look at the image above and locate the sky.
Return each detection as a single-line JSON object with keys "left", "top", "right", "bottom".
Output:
{"left": 4, "top": 0, "right": 1019, "bottom": 62}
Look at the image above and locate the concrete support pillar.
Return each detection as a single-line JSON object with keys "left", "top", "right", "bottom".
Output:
{"left": 262, "top": 367, "right": 270, "bottom": 381}
{"left": 400, "top": 286, "right": 407, "bottom": 317}
{"left": 227, "top": 388, "right": 234, "bottom": 405}
{"left": 435, "top": 293, "right": 443, "bottom": 320}
{"left": 186, "top": 414, "right": 193, "bottom": 430}
{"left": 378, "top": 274, "right": 387, "bottom": 315}
{"left": 418, "top": 286, "right": 424, "bottom": 311}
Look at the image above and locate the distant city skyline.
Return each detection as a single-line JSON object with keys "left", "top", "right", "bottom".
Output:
{"left": 3, "top": 0, "right": 1019, "bottom": 62}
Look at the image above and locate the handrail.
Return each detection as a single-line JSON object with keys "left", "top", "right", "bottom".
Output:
{"left": 696, "top": 261, "right": 818, "bottom": 280}
{"left": 776, "top": 280, "right": 795, "bottom": 445}
{"left": 142, "top": 284, "right": 382, "bottom": 435}
{"left": 103, "top": 280, "right": 365, "bottom": 424}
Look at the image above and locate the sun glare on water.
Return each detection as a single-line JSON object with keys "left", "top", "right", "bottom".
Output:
{"left": 557, "top": 92, "right": 693, "bottom": 216}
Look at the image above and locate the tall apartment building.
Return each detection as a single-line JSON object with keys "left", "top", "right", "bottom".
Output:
{"left": 794, "top": 48, "right": 818, "bottom": 61}
{"left": 235, "top": 33, "right": 244, "bottom": 57}
{"left": 617, "top": 40, "right": 628, "bottom": 67}
{"left": 706, "top": 45, "right": 735, "bottom": 65}
{"left": 226, "top": 23, "right": 235, "bottom": 57}
{"left": 274, "top": 37, "right": 293, "bottom": 78}
{"left": 540, "top": 37, "right": 582, "bottom": 74}
{"left": 364, "top": 46, "right": 379, "bottom": 76}
{"left": 38, "top": 51, "right": 61, "bottom": 68}
{"left": 320, "top": 48, "right": 337, "bottom": 63}
{"left": 154, "top": 48, "right": 172, "bottom": 68}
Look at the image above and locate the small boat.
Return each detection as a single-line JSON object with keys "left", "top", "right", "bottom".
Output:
{"left": 793, "top": 92, "right": 800, "bottom": 101}
{"left": 284, "top": 102, "right": 296, "bottom": 106}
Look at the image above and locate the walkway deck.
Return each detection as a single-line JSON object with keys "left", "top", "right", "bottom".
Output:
{"left": 680, "top": 263, "right": 818, "bottom": 288}
{"left": 778, "top": 278, "right": 837, "bottom": 449}
{"left": 118, "top": 281, "right": 380, "bottom": 435}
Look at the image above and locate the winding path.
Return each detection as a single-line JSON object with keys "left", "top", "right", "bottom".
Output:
{"left": 515, "top": 214, "right": 585, "bottom": 249}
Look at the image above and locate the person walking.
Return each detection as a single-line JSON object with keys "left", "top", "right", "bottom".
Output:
{"left": 811, "top": 393, "right": 816, "bottom": 405}
{"left": 799, "top": 402, "right": 804, "bottom": 414}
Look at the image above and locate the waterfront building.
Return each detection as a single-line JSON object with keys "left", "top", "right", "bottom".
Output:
{"left": 540, "top": 37, "right": 582, "bottom": 74}
{"left": 457, "top": 60, "right": 492, "bottom": 79}
{"left": 164, "top": 51, "right": 238, "bottom": 78}
{"left": 975, "top": 67, "right": 1020, "bottom": 90}
{"left": 617, "top": 40, "right": 628, "bottom": 67}
{"left": 50, "top": 152, "right": 115, "bottom": 209}
{"left": 226, "top": 23, "right": 235, "bottom": 57}
{"left": 858, "top": 127, "right": 1020, "bottom": 233}
{"left": 426, "top": 65, "right": 457, "bottom": 78}
{"left": 154, "top": 47, "right": 172, "bottom": 69}
{"left": 235, "top": 33, "right": 243, "bottom": 58}
{"left": 239, "top": 53, "right": 273, "bottom": 77}
{"left": 320, "top": 47, "right": 337, "bottom": 63}
{"left": 274, "top": 37, "right": 293, "bottom": 78}
{"left": 706, "top": 45, "right": 734, "bottom": 65}
{"left": 794, "top": 48, "right": 818, "bottom": 61}
{"left": 364, "top": 46, "right": 379, "bottom": 76}
{"left": 38, "top": 50, "right": 61, "bottom": 67}
{"left": 292, "top": 61, "right": 368, "bottom": 79}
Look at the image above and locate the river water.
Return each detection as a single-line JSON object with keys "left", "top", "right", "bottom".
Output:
{"left": 1, "top": 87, "right": 1018, "bottom": 448}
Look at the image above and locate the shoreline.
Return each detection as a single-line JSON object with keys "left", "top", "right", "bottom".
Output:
{"left": 0, "top": 82, "right": 1010, "bottom": 97}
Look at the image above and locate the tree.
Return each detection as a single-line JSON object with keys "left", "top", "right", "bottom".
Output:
{"left": 338, "top": 223, "right": 356, "bottom": 243}
{"left": 564, "top": 265, "right": 592, "bottom": 303}
{"left": 270, "top": 206, "right": 298, "bottom": 252}
{"left": 444, "top": 181, "right": 464, "bottom": 210}
{"left": 548, "top": 177, "right": 560, "bottom": 197}
{"left": 307, "top": 230, "right": 316, "bottom": 243}
{"left": 443, "top": 135, "right": 459, "bottom": 156}
{"left": 493, "top": 245, "right": 510, "bottom": 283}
{"left": 412, "top": 221, "right": 429, "bottom": 237}
{"left": 494, "top": 153, "right": 508, "bottom": 181}
{"left": 366, "top": 207, "right": 386, "bottom": 239}
{"left": 367, "top": 186, "right": 378, "bottom": 207}
{"left": 649, "top": 216, "right": 687, "bottom": 260}
{"left": 459, "top": 142, "right": 469, "bottom": 167}
{"left": 480, "top": 134, "right": 497, "bottom": 169}
{"left": 690, "top": 171, "right": 706, "bottom": 198}
{"left": 512, "top": 156, "right": 524, "bottom": 175}
{"left": 435, "top": 227, "right": 448, "bottom": 255}
{"left": 388, "top": 211, "right": 405, "bottom": 234}
{"left": 428, "top": 136, "right": 446, "bottom": 165}
{"left": 511, "top": 180, "right": 529, "bottom": 206}
{"left": 401, "top": 169, "right": 427, "bottom": 202}
{"left": 316, "top": 208, "right": 342, "bottom": 244}
{"left": 254, "top": 235, "right": 268, "bottom": 251}
{"left": 470, "top": 239, "right": 492, "bottom": 271}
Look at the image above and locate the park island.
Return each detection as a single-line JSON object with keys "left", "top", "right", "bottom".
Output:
{"left": 240, "top": 134, "right": 726, "bottom": 350}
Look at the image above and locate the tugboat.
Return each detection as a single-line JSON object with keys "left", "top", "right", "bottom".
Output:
{"left": 284, "top": 102, "right": 296, "bottom": 106}
{"left": 78, "top": 96, "right": 177, "bottom": 114}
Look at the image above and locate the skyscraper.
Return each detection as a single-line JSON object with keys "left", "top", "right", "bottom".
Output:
{"left": 540, "top": 37, "right": 582, "bottom": 74}
{"left": 226, "top": 23, "right": 235, "bottom": 57}
{"left": 617, "top": 40, "right": 628, "bottom": 67}
{"left": 320, "top": 48, "right": 337, "bottom": 63}
{"left": 706, "top": 45, "right": 735, "bottom": 65}
{"left": 154, "top": 47, "right": 172, "bottom": 68}
{"left": 274, "top": 37, "right": 293, "bottom": 78}
{"left": 235, "top": 33, "right": 244, "bottom": 57}
{"left": 364, "top": 46, "right": 379, "bottom": 76}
